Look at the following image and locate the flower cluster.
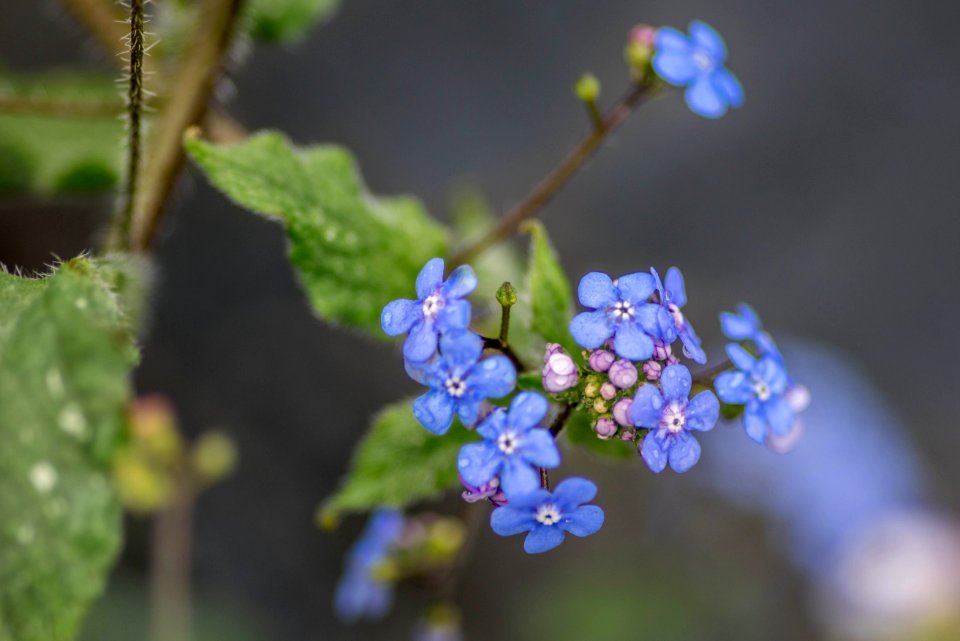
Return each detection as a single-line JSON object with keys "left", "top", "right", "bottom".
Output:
{"left": 334, "top": 510, "right": 404, "bottom": 622}
{"left": 561, "top": 267, "right": 720, "bottom": 472}
{"left": 716, "top": 304, "right": 810, "bottom": 444}
{"left": 381, "top": 258, "right": 605, "bottom": 555}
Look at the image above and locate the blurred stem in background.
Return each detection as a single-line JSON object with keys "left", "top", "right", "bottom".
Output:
{"left": 151, "top": 472, "right": 197, "bottom": 641}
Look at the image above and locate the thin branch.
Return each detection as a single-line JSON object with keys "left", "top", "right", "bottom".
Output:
{"left": 129, "top": 0, "right": 245, "bottom": 251}
{"left": 692, "top": 359, "right": 732, "bottom": 386}
{"left": 150, "top": 471, "right": 196, "bottom": 641}
{"left": 549, "top": 403, "right": 573, "bottom": 437}
{"left": 108, "top": 0, "right": 146, "bottom": 251}
{"left": 57, "top": 0, "right": 128, "bottom": 56}
{"left": 450, "top": 83, "right": 656, "bottom": 266}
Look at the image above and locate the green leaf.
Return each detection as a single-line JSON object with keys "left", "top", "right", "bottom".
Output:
{"left": 185, "top": 131, "right": 449, "bottom": 336}
{"left": 563, "top": 408, "right": 634, "bottom": 460}
{"left": 0, "top": 256, "right": 141, "bottom": 641}
{"left": 525, "top": 220, "right": 576, "bottom": 355}
{"left": 245, "top": 0, "right": 340, "bottom": 43}
{"left": 320, "top": 399, "right": 477, "bottom": 523}
{"left": 0, "top": 68, "right": 123, "bottom": 197}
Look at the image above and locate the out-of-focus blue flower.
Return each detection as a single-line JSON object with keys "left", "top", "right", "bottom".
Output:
{"left": 458, "top": 392, "right": 560, "bottom": 498}
{"left": 720, "top": 302, "right": 783, "bottom": 362}
{"left": 490, "top": 478, "right": 604, "bottom": 554}
{"left": 631, "top": 364, "right": 719, "bottom": 472}
{"left": 334, "top": 510, "right": 405, "bottom": 622}
{"left": 381, "top": 257, "right": 477, "bottom": 362}
{"left": 570, "top": 271, "right": 661, "bottom": 361}
{"left": 651, "top": 267, "right": 706, "bottom": 364}
{"left": 653, "top": 20, "right": 744, "bottom": 119}
{"left": 406, "top": 330, "right": 516, "bottom": 434}
{"left": 715, "top": 343, "right": 794, "bottom": 443}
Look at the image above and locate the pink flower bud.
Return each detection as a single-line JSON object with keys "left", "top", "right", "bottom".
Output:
{"left": 588, "top": 349, "right": 615, "bottom": 372}
{"left": 643, "top": 360, "right": 662, "bottom": 381}
{"left": 619, "top": 426, "right": 637, "bottom": 441}
{"left": 600, "top": 382, "right": 617, "bottom": 400}
{"left": 652, "top": 340, "right": 673, "bottom": 362}
{"left": 542, "top": 343, "right": 578, "bottom": 393}
{"left": 613, "top": 398, "right": 633, "bottom": 426}
{"left": 460, "top": 475, "right": 507, "bottom": 507}
{"left": 594, "top": 417, "right": 617, "bottom": 440}
{"left": 608, "top": 359, "right": 638, "bottom": 389}
{"left": 630, "top": 25, "right": 656, "bottom": 47}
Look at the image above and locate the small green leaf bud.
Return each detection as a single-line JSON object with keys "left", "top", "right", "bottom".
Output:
{"left": 190, "top": 430, "right": 238, "bottom": 487}
{"left": 574, "top": 73, "right": 601, "bottom": 103}
{"left": 496, "top": 281, "right": 518, "bottom": 307}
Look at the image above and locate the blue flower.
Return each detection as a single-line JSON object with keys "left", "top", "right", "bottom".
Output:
{"left": 651, "top": 267, "right": 706, "bottom": 364}
{"left": 631, "top": 364, "right": 719, "bottom": 473}
{"left": 406, "top": 330, "right": 517, "bottom": 434}
{"left": 715, "top": 344, "right": 794, "bottom": 444}
{"left": 381, "top": 257, "right": 477, "bottom": 362}
{"left": 457, "top": 392, "right": 560, "bottom": 498}
{"left": 334, "top": 510, "right": 404, "bottom": 622}
{"left": 569, "top": 271, "right": 661, "bottom": 361}
{"left": 653, "top": 20, "right": 744, "bottom": 119}
{"left": 719, "top": 303, "right": 783, "bottom": 363}
{"left": 490, "top": 478, "right": 604, "bottom": 554}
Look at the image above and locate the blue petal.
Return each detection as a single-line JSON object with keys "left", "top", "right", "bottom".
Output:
{"left": 634, "top": 303, "right": 671, "bottom": 342}
{"left": 668, "top": 431, "right": 701, "bottom": 472}
{"left": 440, "top": 330, "right": 483, "bottom": 368}
{"left": 756, "top": 357, "right": 789, "bottom": 393}
{"left": 726, "top": 343, "right": 756, "bottom": 373}
{"left": 457, "top": 442, "right": 502, "bottom": 487}
{"left": 664, "top": 267, "right": 687, "bottom": 307}
{"left": 689, "top": 20, "right": 727, "bottom": 62}
{"left": 441, "top": 264, "right": 478, "bottom": 299}
{"left": 509, "top": 392, "right": 549, "bottom": 430}
{"left": 570, "top": 310, "right": 614, "bottom": 349}
{"left": 456, "top": 397, "right": 483, "bottom": 427}
{"left": 743, "top": 403, "right": 767, "bottom": 443}
{"left": 404, "top": 359, "right": 436, "bottom": 386}
{"left": 653, "top": 51, "right": 699, "bottom": 86}
{"left": 403, "top": 320, "right": 439, "bottom": 363}
{"left": 518, "top": 428, "right": 560, "bottom": 468}
{"left": 490, "top": 506, "right": 535, "bottom": 536}
{"left": 381, "top": 298, "right": 420, "bottom": 336}
{"left": 524, "top": 525, "right": 565, "bottom": 554}
{"left": 764, "top": 395, "right": 795, "bottom": 437}
{"left": 562, "top": 505, "right": 604, "bottom": 537}
{"left": 437, "top": 298, "right": 471, "bottom": 332}
{"left": 685, "top": 74, "right": 727, "bottom": 119}
{"left": 468, "top": 355, "right": 517, "bottom": 399}
{"left": 577, "top": 272, "right": 617, "bottom": 309}
{"left": 720, "top": 307, "right": 757, "bottom": 340}
{"left": 712, "top": 67, "right": 744, "bottom": 108}
{"left": 686, "top": 390, "right": 719, "bottom": 431}
{"left": 612, "top": 322, "right": 654, "bottom": 361}
{"left": 506, "top": 488, "right": 551, "bottom": 510}
{"left": 553, "top": 477, "right": 597, "bottom": 507}
{"left": 412, "top": 389, "right": 456, "bottom": 435}
{"left": 655, "top": 26, "right": 692, "bottom": 53}
{"left": 714, "top": 371, "right": 751, "bottom": 404}
{"left": 679, "top": 325, "right": 707, "bottom": 364}
{"left": 475, "top": 408, "right": 507, "bottom": 440}
{"left": 500, "top": 458, "right": 540, "bottom": 498}
{"left": 640, "top": 433, "right": 668, "bottom": 473}
{"left": 659, "top": 364, "right": 692, "bottom": 402}
{"left": 615, "top": 272, "right": 655, "bottom": 305}
{"left": 630, "top": 384, "right": 665, "bottom": 428}
{"left": 415, "top": 257, "right": 445, "bottom": 299}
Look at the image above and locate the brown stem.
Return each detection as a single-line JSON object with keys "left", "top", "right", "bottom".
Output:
{"left": 449, "top": 83, "right": 656, "bottom": 266}
{"left": 57, "top": 0, "right": 128, "bottom": 56}
{"left": 539, "top": 467, "right": 550, "bottom": 490}
{"left": 150, "top": 471, "right": 196, "bottom": 641}
{"left": 129, "top": 0, "right": 245, "bottom": 251}
{"left": 481, "top": 336, "right": 524, "bottom": 372}
{"left": 693, "top": 359, "right": 733, "bottom": 386}
{"left": 549, "top": 403, "right": 573, "bottom": 437}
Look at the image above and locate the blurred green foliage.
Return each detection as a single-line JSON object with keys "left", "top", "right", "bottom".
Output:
{"left": 245, "top": 0, "right": 340, "bottom": 43}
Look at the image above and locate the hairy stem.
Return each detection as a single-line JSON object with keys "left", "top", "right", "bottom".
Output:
{"left": 450, "top": 83, "right": 655, "bottom": 266}
{"left": 129, "top": 0, "right": 245, "bottom": 251}
{"left": 109, "top": 0, "right": 146, "bottom": 251}
{"left": 150, "top": 471, "right": 196, "bottom": 641}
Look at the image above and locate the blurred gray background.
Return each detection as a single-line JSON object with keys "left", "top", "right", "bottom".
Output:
{"left": 2, "top": 1, "right": 959, "bottom": 639}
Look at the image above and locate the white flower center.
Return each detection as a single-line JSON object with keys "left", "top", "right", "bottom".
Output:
{"left": 535, "top": 503, "right": 562, "bottom": 526}
{"left": 422, "top": 293, "right": 444, "bottom": 319}
{"left": 753, "top": 379, "right": 771, "bottom": 402}
{"left": 668, "top": 303, "right": 686, "bottom": 331}
{"left": 444, "top": 376, "right": 467, "bottom": 398}
{"left": 692, "top": 50, "right": 714, "bottom": 72}
{"left": 662, "top": 401, "right": 686, "bottom": 434}
{"left": 610, "top": 300, "right": 636, "bottom": 322}
{"left": 497, "top": 431, "right": 520, "bottom": 455}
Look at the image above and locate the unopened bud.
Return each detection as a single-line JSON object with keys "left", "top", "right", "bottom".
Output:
{"left": 619, "top": 426, "right": 637, "bottom": 441}
{"left": 584, "top": 380, "right": 600, "bottom": 398}
{"left": 588, "top": 349, "right": 615, "bottom": 372}
{"left": 643, "top": 360, "right": 662, "bottom": 381}
{"left": 652, "top": 340, "right": 673, "bottom": 362}
{"left": 592, "top": 398, "right": 608, "bottom": 414}
{"left": 609, "top": 359, "right": 638, "bottom": 389}
{"left": 190, "top": 431, "right": 238, "bottom": 486}
{"left": 461, "top": 475, "right": 507, "bottom": 507}
{"left": 613, "top": 398, "right": 634, "bottom": 426}
{"left": 600, "top": 382, "right": 617, "bottom": 400}
{"left": 496, "top": 281, "right": 517, "bottom": 307}
{"left": 542, "top": 343, "right": 578, "bottom": 393}
{"left": 574, "top": 73, "right": 601, "bottom": 103}
{"left": 625, "top": 25, "right": 656, "bottom": 74}
{"left": 594, "top": 417, "right": 617, "bottom": 440}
